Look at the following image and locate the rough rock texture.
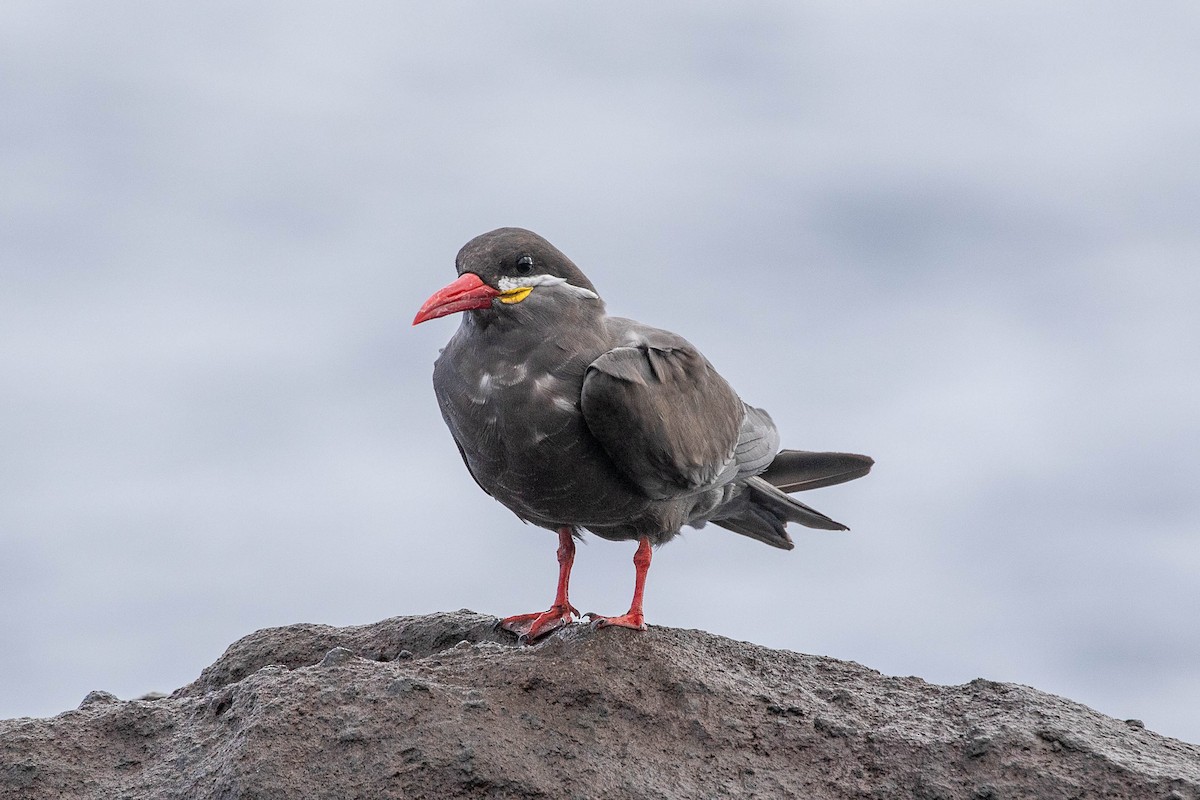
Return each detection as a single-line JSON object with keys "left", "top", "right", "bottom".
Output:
{"left": 2, "top": 610, "right": 1197, "bottom": 799}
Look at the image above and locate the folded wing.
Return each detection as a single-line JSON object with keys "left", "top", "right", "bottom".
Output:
{"left": 580, "top": 327, "right": 746, "bottom": 501}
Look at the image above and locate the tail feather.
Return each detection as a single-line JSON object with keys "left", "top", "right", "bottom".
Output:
{"left": 760, "top": 450, "right": 874, "bottom": 493}
{"left": 709, "top": 450, "right": 871, "bottom": 549}
{"left": 743, "top": 476, "right": 849, "bottom": 531}
{"left": 710, "top": 500, "right": 796, "bottom": 550}
{"left": 710, "top": 475, "right": 850, "bottom": 549}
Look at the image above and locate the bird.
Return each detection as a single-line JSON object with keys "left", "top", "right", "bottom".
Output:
{"left": 413, "top": 227, "right": 872, "bottom": 642}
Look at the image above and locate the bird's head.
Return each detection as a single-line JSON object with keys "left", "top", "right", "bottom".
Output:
{"left": 413, "top": 228, "right": 601, "bottom": 325}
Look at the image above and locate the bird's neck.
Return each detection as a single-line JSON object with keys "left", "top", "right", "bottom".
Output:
{"left": 466, "top": 298, "right": 607, "bottom": 338}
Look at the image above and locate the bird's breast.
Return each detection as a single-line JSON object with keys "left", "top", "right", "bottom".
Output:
{"left": 434, "top": 348, "right": 647, "bottom": 527}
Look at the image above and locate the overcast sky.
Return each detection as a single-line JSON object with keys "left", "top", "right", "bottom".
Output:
{"left": 3, "top": 2, "right": 1198, "bottom": 744}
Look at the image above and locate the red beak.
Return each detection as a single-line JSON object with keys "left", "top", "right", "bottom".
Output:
{"left": 412, "top": 273, "right": 501, "bottom": 325}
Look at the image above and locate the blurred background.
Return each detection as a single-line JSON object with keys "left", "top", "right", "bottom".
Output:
{"left": 2, "top": 2, "right": 1197, "bottom": 742}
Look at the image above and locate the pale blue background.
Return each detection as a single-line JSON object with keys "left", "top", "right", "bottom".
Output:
{"left": 3, "top": 2, "right": 1198, "bottom": 743}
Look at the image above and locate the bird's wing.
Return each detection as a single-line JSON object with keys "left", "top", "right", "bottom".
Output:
{"left": 734, "top": 404, "right": 783, "bottom": 482}
{"left": 580, "top": 323, "right": 746, "bottom": 500}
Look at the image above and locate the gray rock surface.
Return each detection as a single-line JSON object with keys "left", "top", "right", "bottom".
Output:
{"left": 2, "top": 610, "right": 1197, "bottom": 799}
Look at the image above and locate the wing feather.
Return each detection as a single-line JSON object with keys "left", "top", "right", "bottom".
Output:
{"left": 581, "top": 335, "right": 744, "bottom": 501}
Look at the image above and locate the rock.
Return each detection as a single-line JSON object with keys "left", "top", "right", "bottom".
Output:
{"left": 76, "top": 691, "right": 120, "bottom": 709}
{"left": 1, "top": 610, "right": 1197, "bottom": 799}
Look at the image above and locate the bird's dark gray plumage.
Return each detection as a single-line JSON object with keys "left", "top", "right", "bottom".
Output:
{"left": 414, "top": 227, "right": 872, "bottom": 639}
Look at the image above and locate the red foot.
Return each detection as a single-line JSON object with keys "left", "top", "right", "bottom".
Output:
{"left": 586, "top": 536, "right": 653, "bottom": 633}
{"left": 499, "top": 603, "right": 580, "bottom": 642}
{"left": 499, "top": 526, "right": 580, "bottom": 643}
{"left": 585, "top": 611, "right": 646, "bottom": 631}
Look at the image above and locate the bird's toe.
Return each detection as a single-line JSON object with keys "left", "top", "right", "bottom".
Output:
{"left": 585, "top": 611, "right": 647, "bottom": 632}
{"left": 500, "top": 604, "right": 577, "bottom": 643}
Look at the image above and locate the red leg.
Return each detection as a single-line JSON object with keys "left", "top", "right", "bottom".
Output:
{"left": 587, "top": 536, "right": 651, "bottom": 631}
{"left": 499, "top": 526, "right": 580, "bottom": 642}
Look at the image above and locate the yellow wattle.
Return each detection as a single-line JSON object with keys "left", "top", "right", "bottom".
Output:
{"left": 498, "top": 286, "right": 533, "bottom": 304}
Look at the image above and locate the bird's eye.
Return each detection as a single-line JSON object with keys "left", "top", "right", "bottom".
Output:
{"left": 515, "top": 256, "right": 534, "bottom": 275}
